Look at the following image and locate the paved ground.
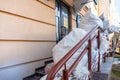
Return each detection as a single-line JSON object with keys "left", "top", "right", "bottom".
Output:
{"left": 113, "top": 58, "right": 120, "bottom": 64}
{"left": 110, "top": 58, "right": 120, "bottom": 80}
{"left": 93, "top": 57, "right": 113, "bottom": 80}
{"left": 100, "top": 57, "right": 113, "bottom": 74}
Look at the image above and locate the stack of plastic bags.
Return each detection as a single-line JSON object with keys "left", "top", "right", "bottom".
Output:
{"left": 40, "top": 10, "right": 110, "bottom": 80}
{"left": 78, "top": 10, "right": 103, "bottom": 32}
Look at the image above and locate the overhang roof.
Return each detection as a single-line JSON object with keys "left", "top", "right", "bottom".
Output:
{"left": 73, "top": 0, "right": 93, "bottom": 13}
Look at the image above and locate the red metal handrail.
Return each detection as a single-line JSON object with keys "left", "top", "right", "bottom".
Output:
{"left": 46, "top": 25, "right": 100, "bottom": 80}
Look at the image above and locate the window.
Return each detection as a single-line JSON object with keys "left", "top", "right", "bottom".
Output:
{"left": 56, "top": 0, "right": 71, "bottom": 42}
{"left": 76, "top": 14, "right": 81, "bottom": 28}
{"left": 93, "top": 0, "right": 98, "bottom": 5}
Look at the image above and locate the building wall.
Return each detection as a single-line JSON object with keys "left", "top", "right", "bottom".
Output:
{"left": 0, "top": 0, "right": 112, "bottom": 80}
{"left": 0, "top": 0, "right": 56, "bottom": 80}
{"left": 109, "top": 0, "right": 115, "bottom": 25}
{"left": 64, "top": 0, "right": 73, "bottom": 6}
{"left": 98, "top": 0, "right": 110, "bottom": 19}
{"left": 0, "top": 0, "right": 78, "bottom": 80}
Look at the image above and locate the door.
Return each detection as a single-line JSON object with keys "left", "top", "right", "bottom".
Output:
{"left": 56, "top": 0, "right": 71, "bottom": 42}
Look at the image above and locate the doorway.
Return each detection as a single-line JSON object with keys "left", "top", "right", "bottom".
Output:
{"left": 56, "top": 0, "right": 71, "bottom": 42}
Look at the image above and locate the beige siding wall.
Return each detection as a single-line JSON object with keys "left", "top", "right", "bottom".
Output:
{"left": 0, "top": 42, "right": 54, "bottom": 68}
{"left": 0, "top": 0, "right": 80, "bottom": 80}
{"left": 0, "top": 0, "right": 55, "bottom": 25}
{"left": 0, "top": 0, "right": 55, "bottom": 80}
{"left": 64, "top": 0, "right": 73, "bottom": 6}
{"left": 0, "top": 60, "right": 51, "bottom": 80}
{"left": 109, "top": 0, "right": 115, "bottom": 24}
{"left": 98, "top": 0, "right": 110, "bottom": 19}
{"left": 0, "top": 12, "right": 55, "bottom": 40}
{"left": 38, "top": 0, "right": 55, "bottom": 9}
{"left": 72, "top": 15, "right": 76, "bottom": 28}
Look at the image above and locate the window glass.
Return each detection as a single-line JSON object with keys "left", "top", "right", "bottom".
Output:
{"left": 76, "top": 15, "right": 81, "bottom": 28}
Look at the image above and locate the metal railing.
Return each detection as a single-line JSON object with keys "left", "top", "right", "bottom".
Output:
{"left": 46, "top": 25, "right": 101, "bottom": 80}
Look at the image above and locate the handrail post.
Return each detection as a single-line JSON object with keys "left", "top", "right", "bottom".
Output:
{"left": 63, "top": 70, "right": 68, "bottom": 80}
{"left": 88, "top": 38, "right": 92, "bottom": 80}
{"left": 103, "top": 52, "right": 106, "bottom": 62}
{"left": 46, "top": 26, "right": 99, "bottom": 80}
{"left": 97, "top": 29, "right": 100, "bottom": 72}
{"left": 63, "top": 64, "right": 68, "bottom": 80}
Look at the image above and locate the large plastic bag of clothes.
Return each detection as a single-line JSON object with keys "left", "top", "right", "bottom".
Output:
{"left": 78, "top": 10, "right": 103, "bottom": 32}
{"left": 103, "top": 20, "right": 109, "bottom": 30}
{"left": 108, "top": 25, "right": 120, "bottom": 33}
{"left": 92, "top": 39, "right": 98, "bottom": 50}
{"left": 99, "top": 14, "right": 109, "bottom": 30}
{"left": 40, "top": 74, "right": 61, "bottom": 80}
{"left": 40, "top": 74, "right": 77, "bottom": 80}
{"left": 100, "top": 35, "right": 109, "bottom": 55}
{"left": 72, "top": 66, "right": 89, "bottom": 79}
{"left": 53, "top": 28, "right": 87, "bottom": 64}
{"left": 77, "top": 10, "right": 103, "bottom": 53}
{"left": 44, "top": 63, "right": 54, "bottom": 74}
{"left": 52, "top": 28, "right": 89, "bottom": 78}
{"left": 40, "top": 66, "right": 89, "bottom": 80}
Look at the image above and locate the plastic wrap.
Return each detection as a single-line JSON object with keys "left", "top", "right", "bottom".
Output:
{"left": 40, "top": 75, "right": 61, "bottom": 80}
{"left": 72, "top": 66, "right": 89, "bottom": 79}
{"left": 53, "top": 28, "right": 87, "bottom": 64}
{"left": 108, "top": 25, "right": 120, "bottom": 33}
{"left": 52, "top": 28, "right": 88, "bottom": 76}
{"left": 100, "top": 35, "right": 109, "bottom": 55}
{"left": 44, "top": 63, "right": 54, "bottom": 74}
{"left": 40, "top": 49, "right": 99, "bottom": 80}
{"left": 40, "top": 11, "right": 105, "bottom": 80}
{"left": 78, "top": 10, "right": 103, "bottom": 32}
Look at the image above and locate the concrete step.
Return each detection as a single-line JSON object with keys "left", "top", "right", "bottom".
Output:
{"left": 23, "top": 74, "right": 41, "bottom": 80}
{"left": 23, "top": 59, "right": 53, "bottom": 80}
{"left": 35, "top": 59, "right": 53, "bottom": 76}
{"left": 35, "top": 66, "right": 46, "bottom": 76}
{"left": 100, "top": 57, "right": 113, "bottom": 74}
{"left": 93, "top": 57, "right": 113, "bottom": 80}
{"left": 93, "top": 72, "right": 109, "bottom": 80}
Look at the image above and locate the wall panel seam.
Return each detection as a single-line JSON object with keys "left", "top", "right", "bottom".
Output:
{"left": 0, "top": 57, "right": 53, "bottom": 70}
{"left": 0, "top": 10, "right": 56, "bottom": 26}
{"left": 0, "top": 39, "right": 56, "bottom": 42}
{"left": 36, "top": 0, "right": 55, "bottom": 10}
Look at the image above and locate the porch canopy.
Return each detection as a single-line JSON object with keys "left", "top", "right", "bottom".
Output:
{"left": 73, "top": 0, "right": 98, "bottom": 13}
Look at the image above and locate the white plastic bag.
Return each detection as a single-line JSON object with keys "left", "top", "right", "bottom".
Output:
{"left": 53, "top": 28, "right": 87, "bottom": 64}
{"left": 52, "top": 28, "right": 88, "bottom": 77}
{"left": 44, "top": 63, "right": 54, "bottom": 74}
{"left": 73, "top": 66, "right": 89, "bottom": 79}
{"left": 108, "top": 25, "right": 120, "bottom": 33}
{"left": 100, "top": 36, "right": 109, "bottom": 54}
{"left": 40, "top": 75, "right": 61, "bottom": 80}
{"left": 78, "top": 10, "right": 103, "bottom": 32}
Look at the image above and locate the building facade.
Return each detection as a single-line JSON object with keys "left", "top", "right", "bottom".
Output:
{"left": 0, "top": 0, "right": 114, "bottom": 80}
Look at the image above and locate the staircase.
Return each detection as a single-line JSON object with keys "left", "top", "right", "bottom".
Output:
{"left": 23, "top": 60, "right": 53, "bottom": 80}
{"left": 23, "top": 25, "right": 114, "bottom": 80}
{"left": 23, "top": 57, "right": 113, "bottom": 80}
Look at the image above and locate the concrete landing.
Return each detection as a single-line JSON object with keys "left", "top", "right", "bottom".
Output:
{"left": 101, "top": 57, "right": 113, "bottom": 74}
{"left": 93, "top": 57, "right": 113, "bottom": 80}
